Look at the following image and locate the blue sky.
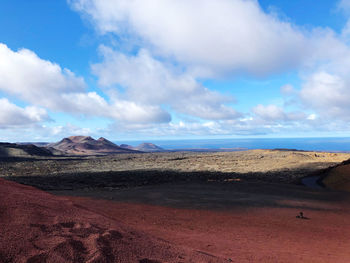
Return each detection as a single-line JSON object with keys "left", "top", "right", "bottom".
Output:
{"left": 1, "top": 0, "right": 350, "bottom": 141}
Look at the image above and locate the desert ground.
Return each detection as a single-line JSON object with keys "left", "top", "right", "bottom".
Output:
{"left": 1, "top": 149, "right": 350, "bottom": 262}
{"left": 2, "top": 149, "right": 349, "bottom": 185}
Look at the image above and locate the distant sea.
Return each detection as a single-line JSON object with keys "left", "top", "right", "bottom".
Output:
{"left": 115, "top": 137, "right": 350, "bottom": 152}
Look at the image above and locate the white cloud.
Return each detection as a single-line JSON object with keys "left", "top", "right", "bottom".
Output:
{"left": 0, "top": 43, "right": 86, "bottom": 110}
{"left": 48, "top": 123, "right": 92, "bottom": 137}
{"left": 0, "top": 98, "right": 49, "bottom": 128}
{"left": 290, "top": 5, "right": 350, "bottom": 124}
{"left": 107, "top": 119, "right": 264, "bottom": 137}
{"left": 252, "top": 104, "right": 306, "bottom": 123}
{"left": 108, "top": 99, "right": 171, "bottom": 123}
{"left": 4, "top": 1, "right": 350, "bottom": 138}
{"left": 307, "top": 114, "right": 317, "bottom": 120}
{"left": 108, "top": 117, "right": 312, "bottom": 138}
{"left": 338, "top": 0, "right": 350, "bottom": 14}
{"left": 280, "top": 84, "right": 295, "bottom": 96}
{"left": 70, "top": 0, "right": 310, "bottom": 76}
{"left": 0, "top": 122, "right": 97, "bottom": 142}
{"left": 92, "top": 47, "right": 240, "bottom": 120}
{"left": 253, "top": 104, "right": 286, "bottom": 121}
{"left": 58, "top": 91, "right": 171, "bottom": 123}
{"left": 68, "top": 0, "right": 350, "bottom": 133}
{"left": 300, "top": 72, "right": 350, "bottom": 120}
{"left": 0, "top": 43, "right": 169, "bottom": 124}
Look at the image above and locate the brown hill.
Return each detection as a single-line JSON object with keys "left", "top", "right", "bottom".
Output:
{"left": 321, "top": 159, "right": 350, "bottom": 192}
{"left": 0, "top": 178, "right": 219, "bottom": 262}
{"left": 0, "top": 143, "right": 53, "bottom": 158}
{"left": 119, "top": 144, "right": 135, "bottom": 150}
{"left": 49, "top": 136, "right": 138, "bottom": 155}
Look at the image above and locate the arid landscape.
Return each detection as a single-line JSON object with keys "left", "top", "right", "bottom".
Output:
{"left": 1, "top": 138, "right": 350, "bottom": 262}
{"left": 4, "top": 1, "right": 350, "bottom": 262}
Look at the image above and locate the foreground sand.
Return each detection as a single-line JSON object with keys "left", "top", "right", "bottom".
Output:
{"left": 4, "top": 177, "right": 350, "bottom": 262}
{"left": 0, "top": 179, "right": 221, "bottom": 262}
{"left": 54, "top": 182, "right": 350, "bottom": 263}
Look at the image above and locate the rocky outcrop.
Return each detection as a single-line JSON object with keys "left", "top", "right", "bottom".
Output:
{"left": 0, "top": 143, "right": 53, "bottom": 158}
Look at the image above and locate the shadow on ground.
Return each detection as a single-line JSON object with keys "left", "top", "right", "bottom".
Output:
{"left": 4, "top": 169, "right": 311, "bottom": 190}
{"left": 5, "top": 169, "right": 349, "bottom": 212}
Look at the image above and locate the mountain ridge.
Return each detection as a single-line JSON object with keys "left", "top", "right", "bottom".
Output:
{"left": 48, "top": 136, "right": 139, "bottom": 155}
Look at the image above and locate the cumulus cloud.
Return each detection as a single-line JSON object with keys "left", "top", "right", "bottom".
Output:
{"left": 92, "top": 47, "right": 240, "bottom": 120}
{"left": 58, "top": 91, "right": 170, "bottom": 123}
{"left": 0, "top": 43, "right": 169, "bottom": 124}
{"left": 252, "top": 104, "right": 305, "bottom": 123}
{"left": 68, "top": 0, "right": 350, "bottom": 132}
{"left": 300, "top": 72, "right": 350, "bottom": 120}
{"left": 253, "top": 105, "right": 286, "bottom": 121}
{"left": 4, "top": 1, "right": 350, "bottom": 137}
{"left": 69, "top": 0, "right": 310, "bottom": 76}
{"left": 296, "top": 16, "right": 350, "bottom": 122}
{"left": 0, "top": 43, "right": 86, "bottom": 109}
{"left": 0, "top": 98, "right": 49, "bottom": 128}
{"left": 68, "top": 0, "right": 350, "bottom": 128}
{"left": 108, "top": 100, "right": 171, "bottom": 123}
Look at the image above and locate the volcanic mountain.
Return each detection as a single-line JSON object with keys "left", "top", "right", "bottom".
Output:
{"left": 0, "top": 143, "right": 53, "bottom": 158}
{"left": 120, "top": 142, "right": 165, "bottom": 152}
{"left": 49, "top": 136, "right": 138, "bottom": 155}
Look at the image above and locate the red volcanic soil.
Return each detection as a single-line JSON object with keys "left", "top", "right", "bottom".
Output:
{"left": 3, "top": 177, "right": 350, "bottom": 263}
{"left": 59, "top": 183, "right": 350, "bottom": 263}
{"left": 0, "top": 179, "right": 222, "bottom": 262}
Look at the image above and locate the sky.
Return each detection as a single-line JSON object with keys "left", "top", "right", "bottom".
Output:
{"left": 1, "top": 0, "right": 350, "bottom": 142}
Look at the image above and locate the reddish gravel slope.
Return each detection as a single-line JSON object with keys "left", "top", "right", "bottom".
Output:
{"left": 0, "top": 179, "right": 223, "bottom": 263}
{"left": 60, "top": 183, "right": 350, "bottom": 263}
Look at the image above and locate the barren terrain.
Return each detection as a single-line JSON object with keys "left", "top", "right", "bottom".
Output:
{"left": 2, "top": 150, "right": 350, "bottom": 187}
{"left": 1, "top": 149, "right": 350, "bottom": 262}
{"left": 61, "top": 182, "right": 350, "bottom": 263}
